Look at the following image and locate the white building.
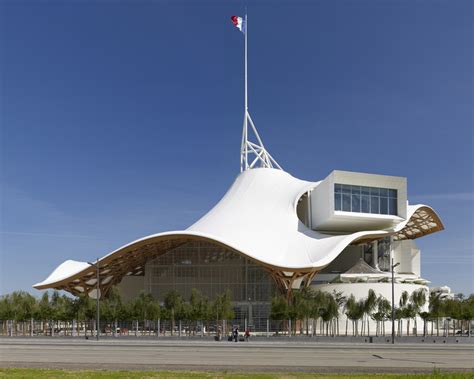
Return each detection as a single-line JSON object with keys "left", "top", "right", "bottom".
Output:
{"left": 33, "top": 16, "right": 444, "bottom": 334}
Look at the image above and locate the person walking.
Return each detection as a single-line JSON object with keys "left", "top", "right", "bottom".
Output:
{"left": 244, "top": 328, "right": 250, "bottom": 342}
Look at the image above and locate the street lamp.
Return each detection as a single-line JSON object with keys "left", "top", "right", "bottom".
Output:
{"left": 87, "top": 258, "right": 100, "bottom": 341}
{"left": 391, "top": 258, "right": 400, "bottom": 345}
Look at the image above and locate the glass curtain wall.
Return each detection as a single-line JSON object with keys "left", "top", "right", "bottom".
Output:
{"left": 145, "top": 241, "right": 277, "bottom": 330}
{"left": 334, "top": 184, "right": 398, "bottom": 215}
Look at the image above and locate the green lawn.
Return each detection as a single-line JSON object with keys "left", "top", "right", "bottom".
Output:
{"left": 0, "top": 369, "right": 473, "bottom": 379}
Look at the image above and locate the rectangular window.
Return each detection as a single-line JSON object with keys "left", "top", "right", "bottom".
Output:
{"left": 335, "top": 183, "right": 398, "bottom": 216}
{"left": 351, "top": 186, "right": 361, "bottom": 194}
{"left": 370, "top": 187, "right": 380, "bottom": 196}
{"left": 342, "top": 184, "right": 351, "bottom": 194}
{"left": 342, "top": 194, "right": 351, "bottom": 211}
{"left": 370, "top": 196, "right": 379, "bottom": 213}
{"left": 389, "top": 198, "right": 398, "bottom": 215}
{"left": 335, "top": 193, "right": 342, "bottom": 211}
{"left": 361, "top": 195, "right": 370, "bottom": 213}
{"left": 380, "top": 197, "right": 388, "bottom": 214}
{"left": 352, "top": 194, "right": 361, "bottom": 212}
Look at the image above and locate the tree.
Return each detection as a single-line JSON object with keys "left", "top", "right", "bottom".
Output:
{"left": 363, "top": 289, "right": 377, "bottom": 336}
{"left": 344, "top": 295, "right": 364, "bottom": 336}
{"left": 212, "top": 290, "right": 234, "bottom": 337}
{"left": 429, "top": 291, "right": 443, "bottom": 336}
{"left": 372, "top": 295, "right": 391, "bottom": 336}
{"left": 310, "top": 290, "right": 327, "bottom": 336}
{"left": 132, "top": 291, "right": 157, "bottom": 335}
{"left": 270, "top": 295, "right": 288, "bottom": 335}
{"left": 164, "top": 290, "right": 183, "bottom": 336}
{"left": 331, "top": 290, "right": 346, "bottom": 336}
{"left": 76, "top": 293, "right": 95, "bottom": 336}
{"left": 419, "top": 311, "right": 430, "bottom": 337}
{"left": 410, "top": 288, "right": 427, "bottom": 336}
{"left": 398, "top": 290, "right": 409, "bottom": 336}
{"left": 102, "top": 287, "right": 124, "bottom": 336}
{"left": 189, "top": 289, "right": 208, "bottom": 335}
{"left": 292, "top": 288, "right": 313, "bottom": 335}
{"left": 0, "top": 295, "right": 13, "bottom": 335}
{"left": 320, "top": 292, "right": 338, "bottom": 337}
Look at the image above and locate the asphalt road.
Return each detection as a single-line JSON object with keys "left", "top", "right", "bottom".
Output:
{"left": 1, "top": 338, "right": 473, "bottom": 373}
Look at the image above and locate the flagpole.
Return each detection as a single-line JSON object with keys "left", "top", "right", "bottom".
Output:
{"left": 235, "top": 12, "right": 281, "bottom": 172}
{"left": 242, "top": 13, "right": 249, "bottom": 171}
{"left": 245, "top": 13, "right": 248, "bottom": 114}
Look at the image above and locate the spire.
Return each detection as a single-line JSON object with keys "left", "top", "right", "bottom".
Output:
{"left": 238, "top": 14, "right": 282, "bottom": 172}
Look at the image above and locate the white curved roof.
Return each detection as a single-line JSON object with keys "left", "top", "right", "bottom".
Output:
{"left": 33, "top": 168, "right": 443, "bottom": 292}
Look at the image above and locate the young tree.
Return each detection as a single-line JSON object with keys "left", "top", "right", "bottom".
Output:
{"left": 0, "top": 295, "right": 13, "bottom": 335}
{"left": 270, "top": 295, "right": 288, "bottom": 335}
{"left": 429, "top": 291, "right": 443, "bottom": 336}
{"left": 398, "top": 290, "right": 409, "bottom": 336}
{"left": 363, "top": 289, "right": 377, "bottom": 336}
{"left": 310, "top": 290, "right": 328, "bottom": 336}
{"left": 345, "top": 295, "right": 364, "bottom": 336}
{"left": 331, "top": 290, "right": 346, "bottom": 336}
{"left": 102, "top": 287, "right": 124, "bottom": 337}
{"left": 164, "top": 290, "right": 183, "bottom": 336}
{"left": 76, "top": 293, "right": 95, "bottom": 336}
{"left": 292, "top": 288, "right": 313, "bottom": 335}
{"left": 410, "top": 288, "right": 427, "bottom": 336}
{"left": 374, "top": 295, "right": 391, "bottom": 336}
{"left": 212, "top": 289, "right": 234, "bottom": 337}
{"left": 133, "top": 291, "right": 156, "bottom": 335}
{"left": 189, "top": 289, "right": 207, "bottom": 335}
{"left": 320, "top": 292, "right": 338, "bottom": 337}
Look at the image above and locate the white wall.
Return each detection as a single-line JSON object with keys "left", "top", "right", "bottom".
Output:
{"left": 312, "top": 282, "right": 429, "bottom": 335}
{"left": 309, "top": 175, "right": 332, "bottom": 230}
{"left": 393, "top": 240, "right": 421, "bottom": 276}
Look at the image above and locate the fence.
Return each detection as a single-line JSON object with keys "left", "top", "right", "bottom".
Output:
{"left": 1, "top": 317, "right": 472, "bottom": 338}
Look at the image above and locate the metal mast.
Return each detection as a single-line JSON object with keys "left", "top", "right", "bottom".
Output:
{"left": 240, "top": 14, "right": 282, "bottom": 172}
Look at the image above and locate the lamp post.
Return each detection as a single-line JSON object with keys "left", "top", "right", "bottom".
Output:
{"left": 248, "top": 297, "right": 252, "bottom": 332}
{"left": 87, "top": 258, "right": 100, "bottom": 341}
{"left": 391, "top": 258, "right": 400, "bottom": 344}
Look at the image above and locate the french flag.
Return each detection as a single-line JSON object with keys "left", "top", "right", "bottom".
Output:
{"left": 231, "top": 15, "right": 246, "bottom": 34}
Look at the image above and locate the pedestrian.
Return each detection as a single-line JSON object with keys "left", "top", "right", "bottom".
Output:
{"left": 244, "top": 328, "right": 250, "bottom": 342}
{"left": 233, "top": 327, "right": 239, "bottom": 342}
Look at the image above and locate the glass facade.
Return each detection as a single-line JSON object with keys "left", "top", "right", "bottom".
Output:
{"left": 334, "top": 184, "right": 398, "bottom": 215}
{"left": 363, "top": 239, "right": 391, "bottom": 272}
{"left": 377, "top": 237, "right": 391, "bottom": 272}
{"left": 144, "top": 241, "right": 277, "bottom": 330}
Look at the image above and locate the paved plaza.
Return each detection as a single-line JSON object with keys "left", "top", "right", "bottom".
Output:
{"left": 1, "top": 338, "right": 473, "bottom": 373}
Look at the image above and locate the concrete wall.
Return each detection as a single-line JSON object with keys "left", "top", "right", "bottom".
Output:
{"left": 312, "top": 282, "right": 429, "bottom": 335}
{"left": 393, "top": 240, "right": 421, "bottom": 276}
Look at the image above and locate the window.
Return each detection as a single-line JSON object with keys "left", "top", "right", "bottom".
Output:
{"left": 335, "top": 193, "right": 342, "bottom": 211}
{"left": 334, "top": 184, "right": 398, "bottom": 215}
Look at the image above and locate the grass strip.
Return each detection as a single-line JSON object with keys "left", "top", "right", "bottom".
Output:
{"left": 0, "top": 368, "right": 473, "bottom": 379}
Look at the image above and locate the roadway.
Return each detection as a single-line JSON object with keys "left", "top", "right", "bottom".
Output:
{"left": 1, "top": 338, "right": 473, "bottom": 373}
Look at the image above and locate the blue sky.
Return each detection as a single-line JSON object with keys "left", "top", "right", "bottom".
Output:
{"left": 1, "top": 1, "right": 472, "bottom": 296}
